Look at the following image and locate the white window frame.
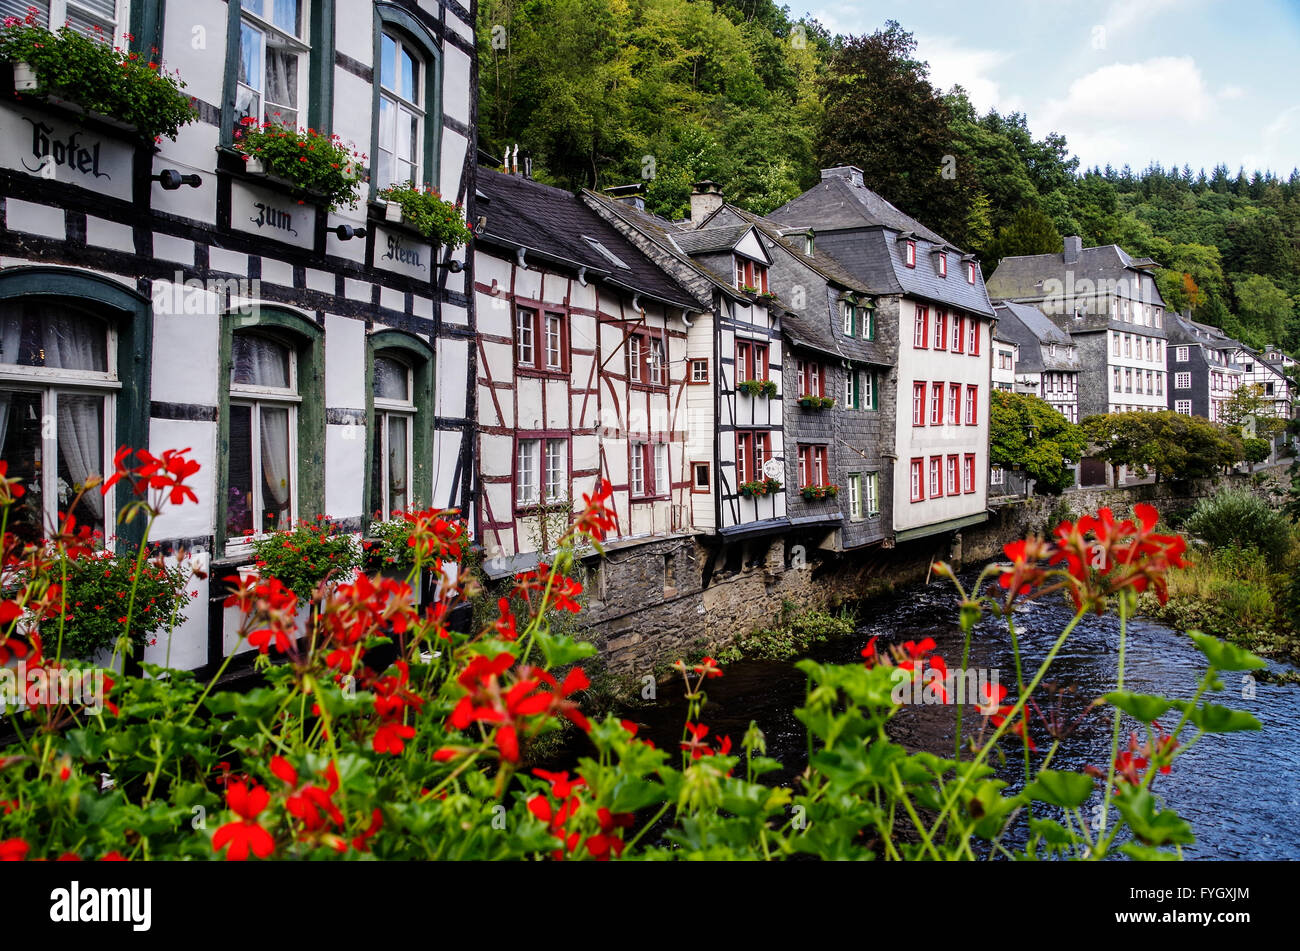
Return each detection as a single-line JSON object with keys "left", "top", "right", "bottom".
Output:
{"left": 1176, "top": 346, "right": 1189, "bottom": 362}
{"left": 0, "top": 313, "right": 120, "bottom": 537}
{"left": 628, "top": 336, "right": 642, "bottom": 383}
{"left": 544, "top": 312, "right": 564, "bottom": 370}
{"left": 1175, "top": 372, "right": 1191, "bottom": 390}
{"left": 654, "top": 443, "right": 669, "bottom": 496}
{"left": 376, "top": 27, "right": 427, "bottom": 189}
{"left": 12, "top": 1, "right": 127, "bottom": 39}
{"left": 237, "top": 0, "right": 312, "bottom": 131}
{"left": 842, "top": 301, "right": 854, "bottom": 336}
{"left": 372, "top": 354, "right": 415, "bottom": 518}
{"left": 515, "top": 307, "right": 535, "bottom": 366}
{"left": 1175, "top": 400, "right": 1192, "bottom": 416}
{"left": 544, "top": 439, "right": 567, "bottom": 501}
{"left": 227, "top": 335, "right": 302, "bottom": 554}
{"left": 928, "top": 457, "right": 941, "bottom": 498}
{"left": 865, "top": 472, "right": 879, "bottom": 516}
{"left": 848, "top": 473, "right": 861, "bottom": 519}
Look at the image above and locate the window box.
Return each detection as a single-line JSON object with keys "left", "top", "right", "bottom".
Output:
{"left": 233, "top": 120, "right": 366, "bottom": 212}
{"left": 11, "top": 60, "right": 36, "bottom": 91}
{"left": 800, "top": 484, "right": 840, "bottom": 501}
{"left": 375, "top": 182, "right": 473, "bottom": 249}
{"left": 2, "top": 25, "right": 197, "bottom": 143}
{"left": 798, "top": 394, "right": 835, "bottom": 410}
{"left": 739, "top": 478, "right": 783, "bottom": 498}
{"left": 738, "top": 379, "right": 777, "bottom": 398}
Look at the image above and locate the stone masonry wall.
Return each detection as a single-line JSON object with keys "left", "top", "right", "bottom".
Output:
{"left": 573, "top": 464, "right": 1291, "bottom": 676}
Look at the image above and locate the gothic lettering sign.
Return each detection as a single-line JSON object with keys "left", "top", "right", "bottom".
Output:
{"left": 0, "top": 101, "right": 134, "bottom": 201}
{"left": 229, "top": 179, "right": 316, "bottom": 249}
{"left": 371, "top": 225, "right": 432, "bottom": 281}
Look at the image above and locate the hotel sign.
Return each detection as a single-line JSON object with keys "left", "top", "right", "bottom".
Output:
{"left": 0, "top": 101, "right": 135, "bottom": 201}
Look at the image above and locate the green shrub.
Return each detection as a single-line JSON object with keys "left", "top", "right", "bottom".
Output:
{"left": 250, "top": 519, "right": 362, "bottom": 603}
{"left": 717, "top": 607, "right": 855, "bottom": 663}
{"left": 45, "top": 549, "right": 190, "bottom": 660}
{"left": 1182, "top": 488, "right": 1293, "bottom": 567}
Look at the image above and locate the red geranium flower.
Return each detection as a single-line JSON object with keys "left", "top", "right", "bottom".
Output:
{"left": 212, "top": 781, "right": 274, "bottom": 861}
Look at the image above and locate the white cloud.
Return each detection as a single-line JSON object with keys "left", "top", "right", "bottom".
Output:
{"left": 1100, "top": 0, "right": 1181, "bottom": 35}
{"left": 913, "top": 34, "right": 1020, "bottom": 114}
{"left": 1044, "top": 57, "right": 1215, "bottom": 125}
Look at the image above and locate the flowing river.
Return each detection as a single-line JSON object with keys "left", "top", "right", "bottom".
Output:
{"left": 604, "top": 572, "right": 1300, "bottom": 860}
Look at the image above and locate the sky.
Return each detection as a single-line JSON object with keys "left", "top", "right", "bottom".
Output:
{"left": 806, "top": 0, "right": 1300, "bottom": 177}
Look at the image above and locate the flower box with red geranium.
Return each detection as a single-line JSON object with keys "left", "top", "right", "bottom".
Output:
{"left": 1, "top": 19, "right": 196, "bottom": 143}
{"left": 248, "top": 517, "right": 362, "bottom": 606}
{"left": 801, "top": 483, "right": 839, "bottom": 501}
{"left": 374, "top": 181, "right": 473, "bottom": 249}
{"left": 233, "top": 118, "right": 366, "bottom": 212}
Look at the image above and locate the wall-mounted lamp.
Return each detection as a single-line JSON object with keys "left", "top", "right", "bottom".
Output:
{"left": 440, "top": 259, "right": 464, "bottom": 273}
{"left": 332, "top": 224, "right": 367, "bottom": 240}
{"left": 153, "top": 169, "right": 202, "bottom": 190}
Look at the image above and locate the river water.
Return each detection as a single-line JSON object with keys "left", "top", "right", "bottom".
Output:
{"left": 609, "top": 573, "right": 1300, "bottom": 860}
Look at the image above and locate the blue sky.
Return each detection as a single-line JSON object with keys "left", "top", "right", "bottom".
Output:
{"left": 807, "top": 0, "right": 1300, "bottom": 177}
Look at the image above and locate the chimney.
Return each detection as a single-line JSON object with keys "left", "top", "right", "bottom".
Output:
{"left": 1063, "top": 235, "right": 1082, "bottom": 265}
{"left": 821, "top": 166, "right": 864, "bottom": 187}
{"left": 603, "top": 183, "right": 646, "bottom": 212}
{"left": 689, "top": 180, "right": 724, "bottom": 224}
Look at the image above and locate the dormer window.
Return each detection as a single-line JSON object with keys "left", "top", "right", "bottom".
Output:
{"left": 733, "top": 256, "right": 768, "bottom": 294}
{"left": 905, "top": 241, "right": 917, "bottom": 268}
{"left": 804, "top": 229, "right": 815, "bottom": 257}
{"left": 936, "top": 252, "right": 947, "bottom": 277}
{"left": 967, "top": 261, "right": 976, "bottom": 284}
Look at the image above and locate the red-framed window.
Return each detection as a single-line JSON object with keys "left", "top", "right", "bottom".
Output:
{"left": 734, "top": 256, "right": 769, "bottom": 294}
{"left": 967, "top": 261, "right": 976, "bottom": 284}
{"left": 946, "top": 454, "right": 958, "bottom": 496}
{"left": 934, "top": 310, "right": 947, "bottom": 350}
{"left": 967, "top": 319, "right": 980, "bottom": 356}
{"left": 912, "top": 382, "right": 926, "bottom": 426}
{"left": 628, "top": 331, "right": 666, "bottom": 386}
{"left": 736, "top": 340, "right": 769, "bottom": 382}
{"left": 910, "top": 458, "right": 924, "bottom": 502}
{"left": 913, "top": 306, "right": 928, "bottom": 348}
{"left": 948, "top": 382, "right": 961, "bottom": 425}
{"left": 928, "top": 456, "right": 942, "bottom": 499}
{"left": 965, "top": 384, "right": 978, "bottom": 425}
{"left": 736, "top": 431, "right": 772, "bottom": 483}
{"left": 515, "top": 306, "right": 569, "bottom": 373}
{"left": 929, "top": 382, "right": 943, "bottom": 425}
{"left": 963, "top": 453, "right": 976, "bottom": 493}
{"left": 795, "top": 358, "right": 824, "bottom": 397}
{"left": 688, "top": 358, "right": 709, "bottom": 384}
{"left": 936, "top": 252, "right": 947, "bottom": 277}
{"left": 905, "top": 241, "right": 917, "bottom": 268}
{"left": 797, "top": 445, "right": 829, "bottom": 487}
{"left": 951, "top": 313, "right": 964, "bottom": 353}
{"left": 628, "top": 441, "right": 669, "bottom": 498}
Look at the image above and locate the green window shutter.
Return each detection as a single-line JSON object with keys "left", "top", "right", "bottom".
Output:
{"left": 869, "top": 371, "right": 878, "bottom": 410}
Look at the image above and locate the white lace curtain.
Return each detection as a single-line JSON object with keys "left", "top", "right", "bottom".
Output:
{"left": 233, "top": 334, "right": 293, "bottom": 528}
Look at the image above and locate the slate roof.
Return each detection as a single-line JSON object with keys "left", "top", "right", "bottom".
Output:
{"left": 712, "top": 205, "right": 883, "bottom": 296}
{"left": 765, "top": 174, "right": 996, "bottom": 318}
{"left": 993, "top": 302, "right": 1079, "bottom": 374}
{"left": 986, "top": 243, "right": 1167, "bottom": 308}
{"left": 476, "top": 169, "right": 700, "bottom": 310}
{"left": 767, "top": 174, "right": 947, "bottom": 244}
{"left": 580, "top": 189, "right": 752, "bottom": 302}
{"left": 672, "top": 225, "right": 753, "bottom": 256}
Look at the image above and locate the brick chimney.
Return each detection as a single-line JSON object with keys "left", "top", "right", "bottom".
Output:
{"left": 1063, "top": 235, "right": 1082, "bottom": 265}
{"left": 689, "top": 180, "right": 724, "bottom": 225}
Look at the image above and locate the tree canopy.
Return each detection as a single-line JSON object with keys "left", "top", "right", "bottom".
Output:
{"left": 1081, "top": 412, "right": 1244, "bottom": 483}
{"left": 989, "top": 391, "right": 1086, "bottom": 493}
{"left": 479, "top": 6, "right": 1300, "bottom": 351}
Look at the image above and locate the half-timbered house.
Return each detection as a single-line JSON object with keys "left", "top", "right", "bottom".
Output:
{"left": 0, "top": 0, "right": 476, "bottom": 672}
{"left": 582, "top": 185, "right": 791, "bottom": 586}
{"left": 470, "top": 168, "right": 703, "bottom": 577}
